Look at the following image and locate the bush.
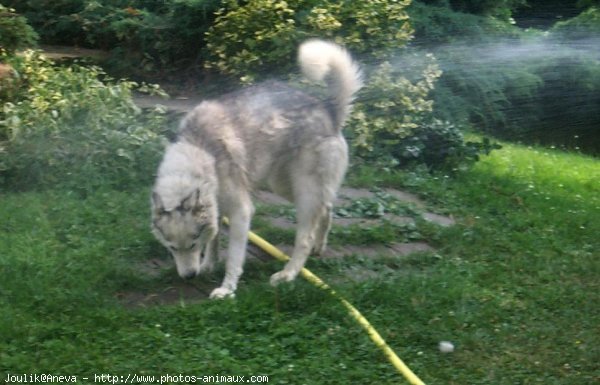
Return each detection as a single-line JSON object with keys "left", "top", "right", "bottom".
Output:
{"left": 416, "top": 0, "right": 527, "bottom": 19}
{"left": 204, "top": 0, "right": 413, "bottom": 82}
{"left": 407, "top": 2, "right": 600, "bottom": 154}
{"left": 551, "top": 6, "right": 600, "bottom": 40}
{"left": 6, "top": 0, "right": 222, "bottom": 76}
{"left": 388, "top": 119, "right": 501, "bottom": 168}
{"left": 3, "top": 0, "right": 86, "bottom": 45}
{"left": 0, "top": 50, "right": 169, "bottom": 192}
{"left": 427, "top": 38, "right": 600, "bottom": 153}
{"left": 349, "top": 57, "right": 441, "bottom": 153}
{"left": 407, "top": 1, "right": 523, "bottom": 46}
{"left": 0, "top": 4, "right": 38, "bottom": 53}
{"left": 348, "top": 54, "right": 499, "bottom": 169}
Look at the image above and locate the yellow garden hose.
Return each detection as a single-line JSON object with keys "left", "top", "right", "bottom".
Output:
{"left": 222, "top": 217, "right": 426, "bottom": 385}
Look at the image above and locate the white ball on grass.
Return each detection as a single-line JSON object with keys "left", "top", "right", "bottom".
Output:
{"left": 438, "top": 341, "right": 455, "bottom": 353}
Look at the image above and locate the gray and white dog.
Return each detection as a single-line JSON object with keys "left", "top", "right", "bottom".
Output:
{"left": 151, "top": 39, "right": 362, "bottom": 299}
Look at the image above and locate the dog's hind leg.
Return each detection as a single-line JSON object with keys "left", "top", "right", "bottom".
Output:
{"left": 312, "top": 202, "right": 332, "bottom": 256}
{"left": 210, "top": 194, "right": 254, "bottom": 299}
{"left": 271, "top": 138, "right": 348, "bottom": 285}
{"left": 270, "top": 189, "right": 325, "bottom": 285}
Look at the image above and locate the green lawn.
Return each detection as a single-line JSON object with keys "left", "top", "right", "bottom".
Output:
{"left": 1, "top": 143, "right": 598, "bottom": 384}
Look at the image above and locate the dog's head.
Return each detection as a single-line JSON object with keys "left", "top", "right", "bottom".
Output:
{"left": 151, "top": 188, "right": 218, "bottom": 279}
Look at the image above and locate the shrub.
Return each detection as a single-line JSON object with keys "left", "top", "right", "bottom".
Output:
{"left": 6, "top": 0, "right": 221, "bottom": 76}
{"left": 3, "top": 0, "right": 86, "bottom": 46}
{"left": 204, "top": 0, "right": 413, "bottom": 82}
{"left": 348, "top": 54, "right": 499, "bottom": 169}
{"left": 0, "top": 4, "right": 38, "bottom": 53}
{"left": 349, "top": 57, "right": 441, "bottom": 153}
{"left": 388, "top": 119, "right": 501, "bottom": 168}
{"left": 426, "top": 37, "right": 600, "bottom": 153}
{"left": 551, "top": 6, "right": 600, "bottom": 40}
{"left": 407, "top": 1, "right": 523, "bottom": 46}
{"left": 0, "top": 50, "right": 169, "bottom": 192}
{"left": 414, "top": 0, "right": 527, "bottom": 19}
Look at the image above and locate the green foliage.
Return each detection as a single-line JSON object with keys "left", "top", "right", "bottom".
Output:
{"left": 205, "top": 0, "right": 413, "bottom": 82}
{"left": 0, "top": 50, "right": 169, "bottom": 192}
{"left": 447, "top": 0, "right": 527, "bottom": 19}
{"left": 410, "top": 2, "right": 600, "bottom": 154}
{"left": 390, "top": 119, "right": 502, "bottom": 168}
{"left": 415, "top": 0, "right": 527, "bottom": 19}
{"left": 348, "top": 56, "right": 498, "bottom": 169}
{"left": 335, "top": 191, "right": 419, "bottom": 219}
{"left": 408, "top": 1, "right": 523, "bottom": 45}
{"left": 0, "top": 4, "right": 38, "bottom": 53}
{"left": 429, "top": 39, "right": 600, "bottom": 153}
{"left": 204, "top": 0, "right": 298, "bottom": 83}
{"left": 6, "top": 0, "right": 222, "bottom": 76}
{"left": 350, "top": 58, "right": 440, "bottom": 152}
{"left": 4, "top": 0, "right": 87, "bottom": 45}
{"left": 551, "top": 6, "right": 600, "bottom": 39}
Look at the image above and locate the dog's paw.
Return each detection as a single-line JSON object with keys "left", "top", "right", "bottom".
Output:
{"left": 270, "top": 269, "right": 298, "bottom": 286}
{"left": 209, "top": 287, "right": 235, "bottom": 300}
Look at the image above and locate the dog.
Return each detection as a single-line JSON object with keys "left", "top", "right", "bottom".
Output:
{"left": 151, "top": 39, "right": 362, "bottom": 299}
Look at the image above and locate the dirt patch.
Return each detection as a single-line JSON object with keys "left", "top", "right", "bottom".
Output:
{"left": 118, "top": 257, "right": 217, "bottom": 308}
{"left": 41, "top": 45, "right": 109, "bottom": 60}
{"left": 116, "top": 281, "right": 212, "bottom": 308}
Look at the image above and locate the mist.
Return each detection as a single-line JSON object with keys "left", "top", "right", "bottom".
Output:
{"left": 382, "top": 35, "right": 600, "bottom": 154}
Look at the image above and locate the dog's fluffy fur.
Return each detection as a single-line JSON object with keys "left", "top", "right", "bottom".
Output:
{"left": 151, "top": 39, "right": 362, "bottom": 298}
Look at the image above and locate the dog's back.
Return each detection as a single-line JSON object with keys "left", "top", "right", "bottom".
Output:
{"left": 179, "top": 82, "right": 335, "bottom": 190}
{"left": 178, "top": 40, "right": 362, "bottom": 196}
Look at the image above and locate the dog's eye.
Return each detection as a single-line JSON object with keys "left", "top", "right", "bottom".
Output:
{"left": 169, "top": 245, "right": 179, "bottom": 252}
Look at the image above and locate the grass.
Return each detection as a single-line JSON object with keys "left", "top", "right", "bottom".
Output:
{"left": 1, "top": 142, "right": 598, "bottom": 384}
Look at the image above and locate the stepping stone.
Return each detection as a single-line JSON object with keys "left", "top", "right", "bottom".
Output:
{"left": 387, "top": 242, "right": 434, "bottom": 255}
{"left": 255, "top": 190, "right": 291, "bottom": 206}
{"left": 323, "top": 242, "right": 434, "bottom": 259}
{"left": 332, "top": 215, "right": 415, "bottom": 227}
{"left": 382, "top": 188, "right": 425, "bottom": 207}
{"left": 337, "top": 187, "right": 374, "bottom": 201}
{"left": 267, "top": 216, "right": 296, "bottom": 230}
{"left": 260, "top": 213, "right": 416, "bottom": 230}
{"left": 335, "top": 187, "right": 426, "bottom": 207}
{"left": 248, "top": 242, "right": 433, "bottom": 260}
{"left": 422, "top": 212, "right": 456, "bottom": 227}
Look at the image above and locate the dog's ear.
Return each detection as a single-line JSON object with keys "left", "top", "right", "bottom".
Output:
{"left": 180, "top": 188, "right": 200, "bottom": 212}
{"left": 152, "top": 192, "right": 166, "bottom": 216}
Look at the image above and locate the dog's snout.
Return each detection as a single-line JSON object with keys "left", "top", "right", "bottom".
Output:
{"left": 180, "top": 269, "right": 198, "bottom": 280}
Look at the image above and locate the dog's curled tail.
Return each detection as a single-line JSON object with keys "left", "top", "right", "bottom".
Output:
{"left": 298, "top": 39, "right": 363, "bottom": 130}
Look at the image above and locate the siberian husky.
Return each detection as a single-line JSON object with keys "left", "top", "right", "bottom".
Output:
{"left": 151, "top": 39, "right": 362, "bottom": 298}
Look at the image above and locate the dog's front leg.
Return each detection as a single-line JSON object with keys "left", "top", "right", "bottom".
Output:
{"left": 199, "top": 230, "right": 219, "bottom": 273}
{"left": 210, "top": 203, "right": 252, "bottom": 299}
